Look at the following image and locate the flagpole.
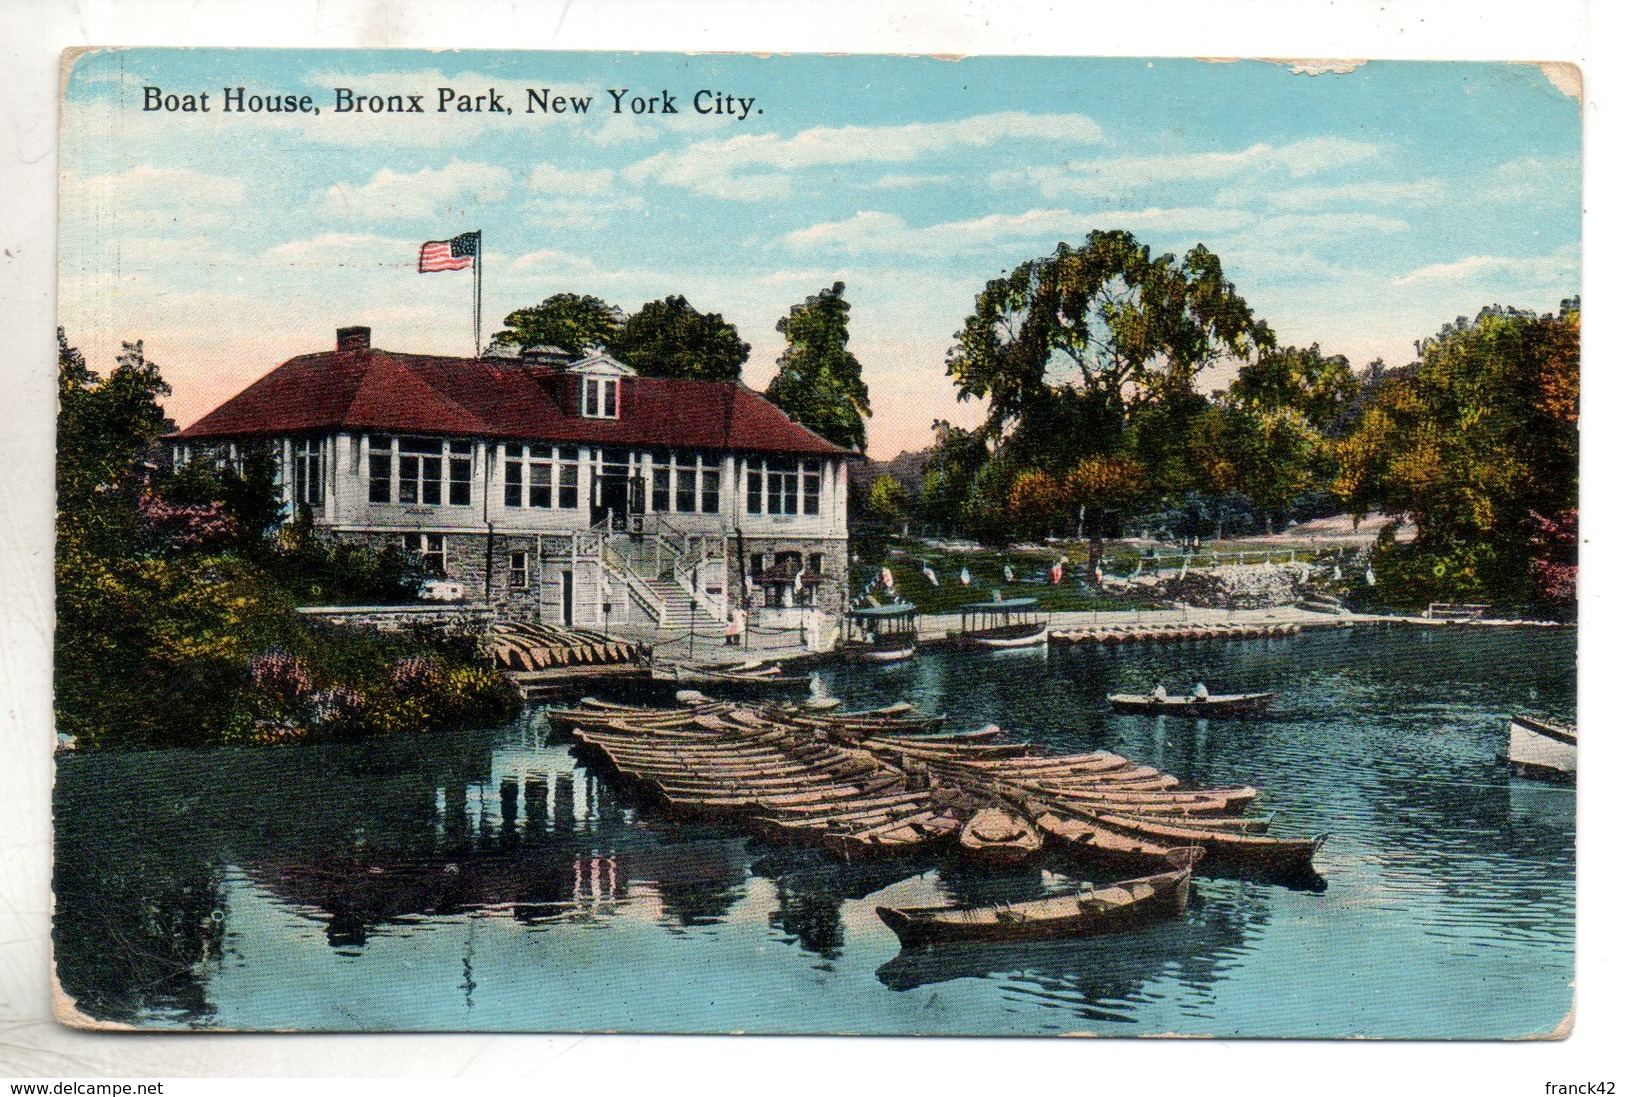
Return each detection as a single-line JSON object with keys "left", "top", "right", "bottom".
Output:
{"left": 473, "top": 230, "right": 483, "bottom": 356}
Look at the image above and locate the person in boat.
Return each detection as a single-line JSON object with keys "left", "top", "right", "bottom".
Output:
{"left": 1192, "top": 682, "right": 1209, "bottom": 702}
{"left": 1151, "top": 684, "right": 1169, "bottom": 703}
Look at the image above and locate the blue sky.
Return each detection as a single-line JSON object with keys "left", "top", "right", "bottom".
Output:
{"left": 60, "top": 49, "right": 1581, "bottom": 457}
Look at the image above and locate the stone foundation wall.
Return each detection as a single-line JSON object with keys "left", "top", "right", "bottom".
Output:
{"left": 333, "top": 530, "right": 641, "bottom": 631}
{"left": 726, "top": 535, "right": 849, "bottom": 618}
{"left": 295, "top": 603, "right": 496, "bottom": 633}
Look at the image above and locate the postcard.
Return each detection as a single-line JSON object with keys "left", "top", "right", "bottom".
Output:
{"left": 54, "top": 47, "right": 1579, "bottom": 1037}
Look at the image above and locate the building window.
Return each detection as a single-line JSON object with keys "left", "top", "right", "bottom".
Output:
{"left": 509, "top": 550, "right": 529, "bottom": 589}
{"left": 448, "top": 442, "right": 472, "bottom": 506}
{"left": 368, "top": 436, "right": 473, "bottom": 507}
{"left": 750, "top": 553, "right": 766, "bottom": 578}
{"left": 810, "top": 552, "right": 824, "bottom": 575}
{"left": 700, "top": 456, "right": 721, "bottom": 514}
{"left": 648, "top": 450, "right": 722, "bottom": 514}
{"left": 802, "top": 461, "right": 821, "bottom": 516}
{"left": 651, "top": 460, "right": 670, "bottom": 512}
{"left": 766, "top": 458, "right": 798, "bottom": 515}
{"left": 502, "top": 444, "right": 581, "bottom": 510}
{"left": 402, "top": 532, "right": 446, "bottom": 577}
{"left": 743, "top": 457, "right": 821, "bottom": 517}
{"left": 581, "top": 376, "right": 619, "bottom": 419}
{"left": 369, "top": 451, "right": 391, "bottom": 503}
{"left": 292, "top": 437, "right": 325, "bottom": 508}
{"left": 558, "top": 448, "right": 580, "bottom": 509}
{"left": 746, "top": 462, "right": 763, "bottom": 514}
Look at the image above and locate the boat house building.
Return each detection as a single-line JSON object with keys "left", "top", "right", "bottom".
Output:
{"left": 172, "top": 326, "right": 853, "bottom": 645}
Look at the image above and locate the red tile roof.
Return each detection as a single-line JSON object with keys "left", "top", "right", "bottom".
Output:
{"left": 174, "top": 346, "right": 850, "bottom": 456}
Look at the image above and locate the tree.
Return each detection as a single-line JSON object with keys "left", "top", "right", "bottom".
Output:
{"left": 918, "top": 420, "right": 991, "bottom": 536}
{"left": 865, "top": 475, "right": 908, "bottom": 530}
{"left": 947, "top": 231, "right": 1273, "bottom": 436}
{"left": 1062, "top": 453, "right": 1149, "bottom": 537}
{"left": 1334, "top": 302, "right": 1580, "bottom": 607}
{"left": 1229, "top": 343, "right": 1359, "bottom": 433}
{"left": 766, "top": 282, "right": 872, "bottom": 451}
{"left": 493, "top": 293, "right": 621, "bottom": 356}
{"left": 612, "top": 295, "right": 750, "bottom": 381}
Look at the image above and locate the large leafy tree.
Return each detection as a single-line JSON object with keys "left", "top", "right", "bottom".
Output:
{"left": 1335, "top": 301, "right": 1580, "bottom": 606}
{"left": 947, "top": 231, "right": 1274, "bottom": 440}
{"left": 1229, "top": 343, "right": 1359, "bottom": 433}
{"left": 493, "top": 293, "right": 622, "bottom": 356}
{"left": 612, "top": 295, "right": 750, "bottom": 381}
{"left": 918, "top": 420, "right": 991, "bottom": 537}
{"left": 766, "top": 281, "right": 871, "bottom": 451}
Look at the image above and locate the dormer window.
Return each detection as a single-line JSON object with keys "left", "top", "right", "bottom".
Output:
{"left": 582, "top": 375, "right": 619, "bottom": 419}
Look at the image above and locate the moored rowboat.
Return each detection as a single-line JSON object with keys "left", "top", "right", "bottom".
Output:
{"left": 958, "top": 807, "right": 1043, "bottom": 866}
{"left": 875, "top": 847, "right": 1204, "bottom": 944}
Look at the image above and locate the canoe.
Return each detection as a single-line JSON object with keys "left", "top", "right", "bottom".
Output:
{"left": 1108, "top": 692, "right": 1276, "bottom": 717}
{"left": 875, "top": 847, "right": 1204, "bottom": 944}
{"left": 1505, "top": 714, "right": 1576, "bottom": 781}
{"left": 958, "top": 808, "right": 1043, "bottom": 866}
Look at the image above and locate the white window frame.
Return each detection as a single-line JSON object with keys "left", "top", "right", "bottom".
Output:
{"left": 503, "top": 444, "right": 581, "bottom": 510}
{"left": 581, "top": 376, "right": 619, "bottom": 419}
{"left": 366, "top": 436, "right": 473, "bottom": 507}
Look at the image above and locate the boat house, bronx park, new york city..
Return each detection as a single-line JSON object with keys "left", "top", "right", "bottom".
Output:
{"left": 171, "top": 325, "right": 854, "bottom": 646}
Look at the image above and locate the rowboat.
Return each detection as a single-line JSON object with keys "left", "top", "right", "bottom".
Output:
{"left": 1108, "top": 691, "right": 1275, "bottom": 717}
{"left": 1078, "top": 810, "right": 1326, "bottom": 874}
{"left": 841, "top": 603, "right": 919, "bottom": 663}
{"left": 957, "top": 808, "right": 1043, "bottom": 866}
{"left": 955, "top": 598, "right": 1049, "bottom": 649}
{"left": 653, "top": 662, "right": 813, "bottom": 692}
{"left": 875, "top": 847, "right": 1203, "bottom": 944}
{"left": 1505, "top": 714, "right": 1577, "bottom": 782}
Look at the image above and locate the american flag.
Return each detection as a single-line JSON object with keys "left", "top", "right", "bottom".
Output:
{"left": 418, "top": 231, "right": 479, "bottom": 272}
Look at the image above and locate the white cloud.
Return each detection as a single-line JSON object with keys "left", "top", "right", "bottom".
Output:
{"left": 508, "top": 248, "right": 597, "bottom": 274}
{"left": 1228, "top": 178, "right": 1447, "bottom": 210}
{"left": 61, "top": 165, "right": 248, "bottom": 233}
{"left": 264, "top": 233, "right": 422, "bottom": 268}
{"left": 314, "top": 161, "right": 511, "bottom": 220}
{"left": 784, "top": 207, "right": 1255, "bottom": 256}
{"left": 1477, "top": 156, "right": 1582, "bottom": 205}
{"left": 1392, "top": 250, "right": 1579, "bottom": 287}
{"left": 526, "top": 164, "right": 617, "bottom": 195}
{"left": 1002, "top": 136, "right": 1383, "bottom": 198}
{"left": 523, "top": 195, "right": 647, "bottom": 230}
{"left": 1252, "top": 212, "right": 1410, "bottom": 239}
{"left": 624, "top": 112, "right": 1106, "bottom": 200}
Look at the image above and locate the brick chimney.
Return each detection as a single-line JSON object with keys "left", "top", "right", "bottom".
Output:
{"left": 337, "top": 326, "right": 371, "bottom": 353}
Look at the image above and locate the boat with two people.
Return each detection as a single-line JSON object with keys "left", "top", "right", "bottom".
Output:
{"left": 1109, "top": 684, "right": 1275, "bottom": 717}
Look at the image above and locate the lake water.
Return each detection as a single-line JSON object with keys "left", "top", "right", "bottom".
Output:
{"left": 53, "top": 625, "right": 1576, "bottom": 1037}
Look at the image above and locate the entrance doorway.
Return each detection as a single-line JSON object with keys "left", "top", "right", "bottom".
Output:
{"left": 590, "top": 448, "right": 643, "bottom": 530}
{"left": 561, "top": 570, "right": 574, "bottom": 626}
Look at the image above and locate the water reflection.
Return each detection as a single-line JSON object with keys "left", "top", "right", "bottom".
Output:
{"left": 52, "top": 627, "right": 1575, "bottom": 1035}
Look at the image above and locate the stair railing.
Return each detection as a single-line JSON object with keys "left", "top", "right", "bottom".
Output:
{"left": 598, "top": 535, "right": 666, "bottom": 627}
